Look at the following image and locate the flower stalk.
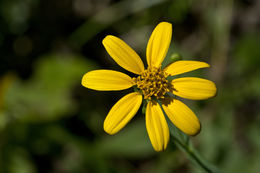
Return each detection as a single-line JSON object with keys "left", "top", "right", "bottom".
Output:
{"left": 169, "top": 124, "right": 221, "bottom": 173}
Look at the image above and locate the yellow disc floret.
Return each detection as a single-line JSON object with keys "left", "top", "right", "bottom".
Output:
{"left": 133, "top": 67, "right": 172, "bottom": 100}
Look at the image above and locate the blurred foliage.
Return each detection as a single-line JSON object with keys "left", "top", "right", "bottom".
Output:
{"left": 0, "top": 0, "right": 260, "bottom": 172}
{"left": 4, "top": 54, "right": 95, "bottom": 122}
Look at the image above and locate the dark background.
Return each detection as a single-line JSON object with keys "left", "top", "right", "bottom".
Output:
{"left": 0, "top": 0, "right": 260, "bottom": 172}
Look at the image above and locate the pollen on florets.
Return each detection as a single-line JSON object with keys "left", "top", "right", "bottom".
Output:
{"left": 133, "top": 67, "right": 172, "bottom": 100}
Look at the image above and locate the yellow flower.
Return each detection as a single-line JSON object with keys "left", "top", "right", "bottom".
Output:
{"left": 82, "top": 22, "right": 217, "bottom": 151}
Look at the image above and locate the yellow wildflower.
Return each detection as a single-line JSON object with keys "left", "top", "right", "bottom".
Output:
{"left": 82, "top": 22, "right": 217, "bottom": 151}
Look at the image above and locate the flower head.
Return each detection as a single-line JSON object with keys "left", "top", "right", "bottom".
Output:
{"left": 82, "top": 22, "right": 217, "bottom": 151}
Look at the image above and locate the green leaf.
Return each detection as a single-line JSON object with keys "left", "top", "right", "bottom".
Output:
{"left": 5, "top": 54, "right": 97, "bottom": 122}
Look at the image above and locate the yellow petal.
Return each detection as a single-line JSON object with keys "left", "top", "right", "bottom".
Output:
{"left": 172, "top": 77, "right": 217, "bottom": 100}
{"left": 82, "top": 70, "right": 134, "bottom": 91}
{"left": 103, "top": 35, "right": 145, "bottom": 74}
{"left": 162, "top": 98, "right": 201, "bottom": 136}
{"left": 146, "top": 22, "right": 172, "bottom": 68}
{"left": 164, "top": 60, "right": 210, "bottom": 76}
{"left": 146, "top": 100, "right": 169, "bottom": 151}
{"left": 104, "top": 92, "right": 142, "bottom": 134}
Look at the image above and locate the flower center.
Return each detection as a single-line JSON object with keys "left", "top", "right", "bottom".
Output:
{"left": 133, "top": 67, "right": 172, "bottom": 100}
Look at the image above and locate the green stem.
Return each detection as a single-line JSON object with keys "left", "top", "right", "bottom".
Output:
{"left": 172, "top": 135, "right": 221, "bottom": 173}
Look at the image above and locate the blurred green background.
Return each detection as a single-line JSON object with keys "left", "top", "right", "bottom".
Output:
{"left": 0, "top": 0, "right": 260, "bottom": 172}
